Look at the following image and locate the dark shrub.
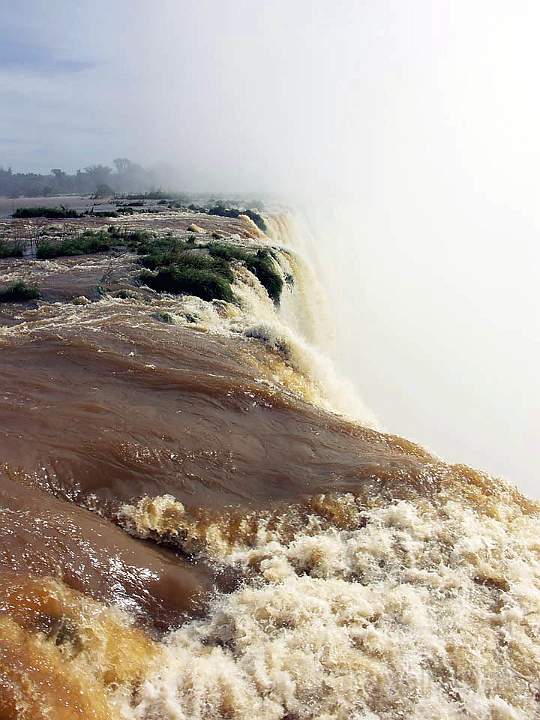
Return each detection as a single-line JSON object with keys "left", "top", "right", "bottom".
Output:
{"left": 122, "top": 230, "right": 156, "bottom": 252}
{"left": 135, "top": 235, "right": 184, "bottom": 259}
{"left": 0, "top": 282, "right": 40, "bottom": 302}
{"left": 124, "top": 191, "right": 170, "bottom": 201}
{"left": 210, "top": 243, "right": 282, "bottom": 302}
{"left": 208, "top": 243, "right": 249, "bottom": 262}
{"left": 139, "top": 252, "right": 170, "bottom": 270}
{"left": 35, "top": 241, "right": 58, "bottom": 259}
{"left": 141, "top": 248, "right": 233, "bottom": 280}
{"left": 245, "top": 249, "right": 283, "bottom": 302}
{"left": 0, "top": 240, "right": 24, "bottom": 258}
{"left": 140, "top": 266, "right": 233, "bottom": 303}
{"left": 88, "top": 210, "right": 118, "bottom": 218}
{"left": 13, "top": 206, "right": 81, "bottom": 219}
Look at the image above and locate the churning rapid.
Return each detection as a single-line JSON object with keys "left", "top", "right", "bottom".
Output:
{"left": 0, "top": 203, "right": 539, "bottom": 720}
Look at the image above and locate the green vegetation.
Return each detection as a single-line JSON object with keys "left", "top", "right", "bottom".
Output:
{"left": 119, "top": 230, "right": 161, "bottom": 253}
{"left": 89, "top": 210, "right": 119, "bottom": 218}
{"left": 209, "top": 243, "right": 283, "bottom": 302}
{"left": 0, "top": 240, "right": 24, "bottom": 258}
{"left": 137, "top": 236, "right": 283, "bottom": 304}
{"left": 9, "top": 212, "right": 282, "bottom": 304}
{"left": 13, "top": 206, "right": 81, "bottom": 219}
{"left": 209, "top": 243, "right": 283, "bottom": 300}
{"left": 101, "top": 227, "right": 156, "bottom": 250}
{"left": 208, "top": 243, "right": 249, "bottom": 262}
{"left": 208, "top": 243, "right": 283, "bottom": 303}
{"left": 141, "top": 266, "right": 233, "bottom": 302}
{"left": 245, "top": 249, "right": 283, "bottom": 303}
{"left": 139, "top": 240, "right": 234, "bottom": 302}
{"left": 0, "top": 281, "right": 40, "bottom": 303}
{"left": 139, "top": 237, "right": 231, "bottom": 278}
{"left": 36, "top": 230, "right": 111, "bottom": 259}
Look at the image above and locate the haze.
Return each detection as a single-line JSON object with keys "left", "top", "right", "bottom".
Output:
{"left": 1, "top": 0, "right": 538, "bottom": 495}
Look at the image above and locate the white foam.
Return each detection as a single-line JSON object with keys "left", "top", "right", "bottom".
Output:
{"left": 118, "top": 496, "right": 540, "bottom": 719}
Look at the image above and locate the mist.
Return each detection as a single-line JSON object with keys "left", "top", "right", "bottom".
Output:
{"left": 2, "top": 0, "right": 539, "bottom": 495}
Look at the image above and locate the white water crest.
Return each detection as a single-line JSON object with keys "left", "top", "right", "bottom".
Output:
{"left": 118, "top": 490, "right": 540, "bottom": 720}
{"left": 264, "top": 211, "right": 378, "bottom": 425}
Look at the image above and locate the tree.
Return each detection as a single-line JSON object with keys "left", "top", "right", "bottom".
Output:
{"left": 114, "top": 158, "right": 132, "bottom": 174}
{"left": 83, "top": 165, "right": 113, "bottom": 191}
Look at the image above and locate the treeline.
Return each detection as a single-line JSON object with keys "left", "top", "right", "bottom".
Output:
{"left": 0, "top": 159, "right": 158, "bottom": 198}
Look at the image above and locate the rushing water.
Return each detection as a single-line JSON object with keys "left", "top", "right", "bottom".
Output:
{"left": 0, "top": 210, "right": 538, "bottom": 719}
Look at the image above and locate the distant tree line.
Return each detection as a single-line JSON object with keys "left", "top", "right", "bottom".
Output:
{"left": 0, "top": 159, "right": 158, "bottom": 198}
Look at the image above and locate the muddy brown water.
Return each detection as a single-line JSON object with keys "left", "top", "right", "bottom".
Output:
{"left": 0, "top": 259, "right": 438, "bottom": 628}
{"left": 2, "top": 295, "right": 526, "bottom": 626}
{"left": 0, "top": 212, "right": 535, "bottom": 718}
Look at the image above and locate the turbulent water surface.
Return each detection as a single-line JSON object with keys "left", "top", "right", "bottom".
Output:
{"left": 0, "top": 207, "right": 539, "bottom": 719}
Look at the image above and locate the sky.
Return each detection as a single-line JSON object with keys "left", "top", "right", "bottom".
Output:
{"left": 1, "top": 0, "right": 539, "bottom": 495}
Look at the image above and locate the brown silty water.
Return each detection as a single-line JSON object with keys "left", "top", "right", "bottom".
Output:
{"left": 0, "top": 208, "right": 538, "bottom": 719}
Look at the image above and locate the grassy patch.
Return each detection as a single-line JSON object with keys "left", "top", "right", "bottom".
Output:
{"left": 0, "top": 240, "right": 24, "bottom": 258}
{"left": 0, "top": 281, "right": 40, "bottom": 303}
{"left": 134, "top": 234, "right": 184, "bottom": 260}
{"left": 36, "top": 230, "right": 111, "bottom": 259}
{"left": 89, "top": 210, "right": 119, "bottom": 218}
{"left": 140, "top": 266, "right": 233, "bottom": 302}
{"left": 139, "top": 236, "right": 283, "bottom": 303}
{"left": 141, "top": 245, "right": 232, "bottom": 279}
{"left": 139, "top": 242, "right": 235, "bottom": 302}
{"left": 118, "top": 229, "right": 157, "bottom": 252}
{"left": 208, "top": 243, "right": 249, "bottom": 262}
{"left": 210, "top": 243, "right": 283, "bottom": 302}
{"left": 13, "top": 206, "right": 81, "bottom": 219}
